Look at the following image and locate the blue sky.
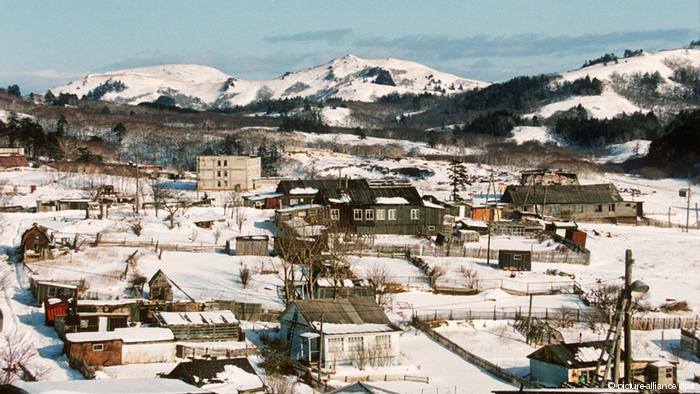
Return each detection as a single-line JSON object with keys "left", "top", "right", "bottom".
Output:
{"left": 1, "top": 0, "right": 698, "bottom": 92}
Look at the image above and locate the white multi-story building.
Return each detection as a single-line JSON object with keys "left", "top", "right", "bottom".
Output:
{"left": 196, "top": 155, "right": 261, "bottom": 192}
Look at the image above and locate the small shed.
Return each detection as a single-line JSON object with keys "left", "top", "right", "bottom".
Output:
{"left": 452, "top": 229, "right": 480, "bottom": 243}
{"left": 55, "top": 312, "right": 130, "bottom": 338}
{"left": 155, "top": 311, "right": 243, "bottom": 342}
{"left": 65, "top": 327, "right": 175, "bottom": 367}
{"left": 148, "top": 269, "right": 173, "bottom": 301}
{"left": 165, "top": 358, "right": 266, "bottom": 394}
{"left": 498, "top": 250, "right": 532, "bottom": 271}
{"left": 235, "top": 235, "right": 269, "bottom": 256}
{"left": 644, "top": 360, "right": 677, "bottom": 387}
{"left": 31, "top": 280, "right": 79, "bottom": 306}
{"left": 20, "top": 223, "right": 54, "bottom": 261}
{"left": 565, "top": 229, "right": 587, "bottom": 248}
{"left": 243, "top": 192, "right": 282, "bottom": 209}
{"left": 44, "top": 298, "right": 70, "bottom": 325}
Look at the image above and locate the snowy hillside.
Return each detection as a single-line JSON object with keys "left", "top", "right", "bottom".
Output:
{"left": 52, "top": 55, "right": 488, "bottom": 109}
{"left": 561, "top": 48, "right": 700, "bottom": 83}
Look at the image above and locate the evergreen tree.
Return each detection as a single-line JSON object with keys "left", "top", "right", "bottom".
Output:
{"left": 426, "top": 130, "right": 438, "bottom": 148}
{"left": 44, "top": 90, "right": 57, "bottom": 105}
{"left": 447, "top": 160, "right": 469, "bottom": 201}
{"left": 55, "top": 115, "right": 68, "bottom": 137}
{"left": 354, "top": 127, "right": 367, "bottom": 140}
{"left": 112, "top": 122, "right": 127, "bottom": 144}
{"left": 6, "top": 84, "right": 21, "bottom": 97}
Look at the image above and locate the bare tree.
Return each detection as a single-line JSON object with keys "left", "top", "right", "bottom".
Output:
{"left": 226, "top": 191, "right": 246, "bottom": 231}
{"left": 239, "top": 264, "right": 251, "bottom": 288}
{"left": 163, "top": 194, "right": 189, "bottom": 230}
{"left": 1, "top": 330, "right": 49, "bottom": 384}
{"left": 0, "top": 179, "right": 15, "bottom": 207}
{"left": 149, "top": 179, "right": 171, "bottom": 218}
{"left": 458, "top": 264, "right": 479, "bottom": 289}
{"left": 263, "top": 374, "right": 297, "bottom": 394}
{"left": 366, "top": 263, "right": 392, "bottom": 307}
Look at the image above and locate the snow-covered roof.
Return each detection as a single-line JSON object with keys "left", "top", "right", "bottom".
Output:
{"left": 158, "top": 311, "right": 239, "bottom": 326}
{"left": 328, "top": 193, "right": 352, "bottom": 204}
{"left": 15, "top": 378, "right": 210, "bottom": 393}
{"left": 575, "top": 346, "right": 606, "bottom": 363}
{"left": 244, "top": 192, "right": 283, "bottom": 201}
{"left": 35, "top": 281, "right": 78, "bottom": 289}
{"left": 201, "top": 364, "right": 265, "bottom": 392}
{"left": 289, "top": 187, "right": 319, "bottom": 195}
{"left": 374, "top": 197, "right": 409, "bottom": 205}
{"left": 276, "top": 203, "right": 324, "bottom": 213}
{"left": 310, "top": 322, "right": 399, "bottom": 335}
{"left": 422, "top": 199, "right": 444, "bottom": 209}
{"left": 66, "top": 327, "right": 174, "bottom": 343}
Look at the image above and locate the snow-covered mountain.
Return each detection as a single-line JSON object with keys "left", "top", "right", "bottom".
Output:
{"left": 52, "top": 54, "right": 488, "bottom": 109}
{"left": 534, "top": 48, "right": 700, "bottom": 119}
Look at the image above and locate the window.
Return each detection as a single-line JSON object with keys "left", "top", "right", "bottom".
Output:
{"left": 330, "top": 209, "right": 340, "bottom": 221}
{"left": 80, "top": 319, "right": 89, "bottom": 328}
{"left": 223, "top": 160, "right": 228, "bottom": 166}
{"left": 595, "top": 204, "right": 603, "bottom": 213}
{"left": 348, "top": 336, "right": 364, "bottom": 353}
{"left": 376, "top": 209, "right": 385, "bottom": 221}
{"left": 375, "top": 334, "right": 391, "bottom": 349}
{"left": 224, "top": 180, "right": 228, "bottom": 187}
{"left": 327, "top": 337, "right": 344, "bottom": 354}
{"left": 547, "top": 204, "right": 561, "bottom": 216}
{"left": 365, "top": 209, "right": 374, "bottom": 221}
{"left": 513, "top": 254, "right": 523, "bottom": 261}
{"left": 608, "top": 204, "right": 615, "bottom": 212}
{"left": 48, "top": 287, "right": 57, "bottom": 296}
{"left": 217, "top": 181, "right": 221, "bottom": 187}
{"left": 217, "top": 160, "right": 221, "bottom": 166}
{"left": 574, "top": 205, "right": 583, "bottom": 213}
{"left": 224, "top": 170, "right": 228, "bottom": 177}
{"left": 665, "top": 368, "right": 673, "bottom": 378}
{"left": 289, "top": 198, "right": 298, "bottom": 205}
{"left": 388, "top": 209, "right": 397, "bottom": 221}
{"left": 92, "top": 344, "right": 104, "bottom": 352}
{"left": 428, "top": 225, "right": 435, "bottom": 231}
{"left": 353, "top": 209, "right": 363, "bottom": 221}
{"left": 217, "top": 170, "right": 221, "bottom": 177}
{"left": 410, "top": 209, "right": 419, "bottom": 220}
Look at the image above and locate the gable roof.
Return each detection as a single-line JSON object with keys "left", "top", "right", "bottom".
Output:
{"left": 527, "top": 340, "right": 625, "bottom": 369}
{"left": 14, "top": 378, "right": 212, "bottom": 394}
{"left": 290, "top": 296, "right": 391, "bottom": 326}
{"left": 165, "top": 358, "right": 263, "bottom": 390}
{"left": 501, "top": 184, "right": 623, "bottom": 205}
{"left": 276, "top": 179, "right": 368, "bottom": 196}
{"left": 21, "top": 224, "right": 53, "bottom": 244}
{"left": 66, "top": 327, "right": 174, "bottom": 343}
{"left": 157, "top": 311, "right": 239, "bottom": 326}
{"left": 148, "top": 269, "right": 170, "bottom": 287}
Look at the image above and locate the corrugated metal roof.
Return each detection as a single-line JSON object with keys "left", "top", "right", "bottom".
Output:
{"left": 293, "top": 297, "right": 391, "bottom": 325}
{"left": 501, "top": 184, "right": 623, "bottom": 205}
{"left": 527, "top": 340, "right": 625, "bottom": 369}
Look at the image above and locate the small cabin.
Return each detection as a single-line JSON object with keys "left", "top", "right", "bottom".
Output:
{"left": 313, "top": 278, "right": 375, "bottom": 299}
{"left": 148, "top": 269, "right": 173, "bottom": 301}
{"left": 65, "top": 327, "right": 175, "bottom": 367}
{"left": 154, "top": 311, "right": 243, "bottom": 342}
{"left": 565, "top": 228, "right": 588, "bottom": 248}
{"left": 498, "top": 250, "right": 532, "bottom": 271}
{"left": 235, "top": 235, "right": 269, "bottom": 256}
{"left": 527, "top": 341, "right": 624, "bottom": 386}
{"left": 452, "top": 229, "right": 480, "bottom": 243}
{"left": 243, "top": 192, "right": 282, "bottom": 209}
{"left": 644, "top": 360, "right": 677, "bottom": 388}
{"left": 55, "top": 312, "right": 130, "bottom": 339}
{"left": 30, "top": 280, "right": 79, "bottom": 307}
{"left": 20, "top": 224, "right": 54, "bottom": 262}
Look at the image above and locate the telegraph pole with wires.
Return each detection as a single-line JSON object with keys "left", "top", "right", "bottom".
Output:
{"left": 318, "top": 313, "right": 324, "bottom": 390}
{"left": 485, "top": 171, "right": 496, "bottom": 266}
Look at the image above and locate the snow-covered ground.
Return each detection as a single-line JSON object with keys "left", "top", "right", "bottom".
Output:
{"left": 596, "top": 139, "right": 651, "bottom": 164}
{"left": 529, "top": 90, "right": 642, "bottom": 119}
{"left": 508, "top": 126, "right": 557, "bottom": 145}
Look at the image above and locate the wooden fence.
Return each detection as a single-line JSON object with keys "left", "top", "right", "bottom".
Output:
{"left": 412, "top": 307, "right": 700, "bottom": 331}
{"left": 331, "top": 373, "right": 430, "bottom": 384}
{"left": 355, "top": 244, "right": 590, "bottom": 265}
{"left": 413, "top": 318, "right": 542, "bottom": 389}
{"left": 434, "top": 278, "right": 578, "bottom": 296}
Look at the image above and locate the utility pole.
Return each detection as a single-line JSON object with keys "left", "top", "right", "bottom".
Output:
{"left": 685, "top": 179, "right": 691, "bottom": 233}
{"left": 135, "top": 149, "right": 140, "bottom": 214}
{"left": 525, "top": 294, "right": 533, "bottom": 344}
{"left": 318, "top": 313, "right": 324, "bottom": 391}
{"left": 623, "top": 249, "right": 633, "bottom": 384}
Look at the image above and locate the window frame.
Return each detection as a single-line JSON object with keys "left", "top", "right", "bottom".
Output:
{"left": 92, "top": 343, "right": 104, "bottom": 352}
{"left": 353, "top": 209, "right": 363, "bottom": 221}
{"left": 375, "top": 209, "right": 385, "bottom": 221}
{"left": 387, "top": 209, "right": 397, "bottom": 221}
{"left": 330, "top": 209, "right": 340, "bottom": 221}
{"left": 365, "top": 209, "right": 374, "bottom": 221}
{"left": 410, "top": 209, "right": 420, "bottom": 220}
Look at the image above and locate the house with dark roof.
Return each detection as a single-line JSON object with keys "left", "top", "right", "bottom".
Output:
{"left": 20, "top": 224, "right": 55, "bottom": 262}
{"left": 276, "top": 178, "right": 445, "bottom": 236}
{"left": 279, "top": 297, "right": 402, "bottom": 369}
{"left": 527, "top": 341, "right": 627, "bottom": 387}
{"left": 165, "top": 357, "right": 266, "bottom": 394}
{"left": 500, "top": 183, "right": 641, "bottom": 223}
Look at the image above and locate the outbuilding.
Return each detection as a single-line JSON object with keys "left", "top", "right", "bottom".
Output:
{"left": 235, "top": 235, "right": 269, "bottom": 256}
{"left": 154, "top": 311, "right": 244, "bottom": 342}
{"left": 148, "top": 269, "right": 173, "bottom": 301}
{"left": 498, "top": 250, "right": 532, "bottom": 271}
{"left": 65, "top": 327, "right": 176, "bottom": 367}
{"left": 20, "top": 224, "right": 54, "bottom": 262}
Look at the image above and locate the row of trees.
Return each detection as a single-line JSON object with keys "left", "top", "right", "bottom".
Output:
{"left": 0, "top": 114, "right": 66, "bottom": 159}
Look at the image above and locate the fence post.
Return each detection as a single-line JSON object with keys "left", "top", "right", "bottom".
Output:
{"left": 493, "top": 306, "right": 496, "bottom": 320}
{"left": 545, "top": 308, "right": 548, "bottom": 320}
